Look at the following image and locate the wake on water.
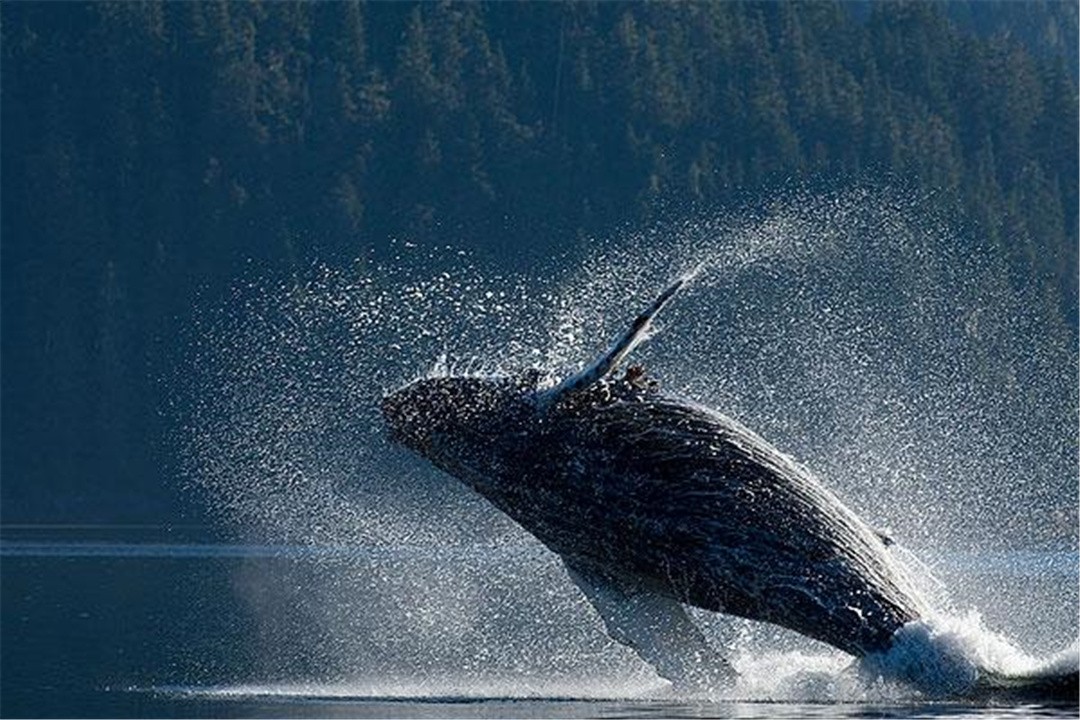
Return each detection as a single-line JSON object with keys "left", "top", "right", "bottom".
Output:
{"left": 178, "top": 185, "right": 1078, "bottom": 703}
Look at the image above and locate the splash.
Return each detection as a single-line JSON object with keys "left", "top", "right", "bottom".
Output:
{"left": 177, "top": 184, "right": 1077, "bottom": 698}
{"left": 861, "top": 612, "right": 1080, "bottom": 698}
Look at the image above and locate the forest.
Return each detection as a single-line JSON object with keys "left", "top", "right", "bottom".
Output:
{"left": 1, "top": 1, "right": 1077, "bottom": 523}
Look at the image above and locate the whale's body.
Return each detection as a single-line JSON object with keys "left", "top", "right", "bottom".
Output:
{"left": 384, "top": 371, "right": 925, "bottom": 660}
{"left": 380, "top": 277, "right": 1076, "bottom": 699}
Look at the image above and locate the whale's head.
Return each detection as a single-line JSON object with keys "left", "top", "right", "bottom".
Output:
{"left": 382, "top": 275, "right": 690, "bottom": 500}
{"left": 381, "top": 374, "right": 539, "bottom": 486}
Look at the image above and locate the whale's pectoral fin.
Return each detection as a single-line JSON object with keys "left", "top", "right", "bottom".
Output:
{"left": 564, "top": 561, "right": 737, "bottom": 693}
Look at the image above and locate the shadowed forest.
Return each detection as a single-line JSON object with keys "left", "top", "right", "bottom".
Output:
{"left": 2, "top": 1, "right": 1077, "bottom": 524}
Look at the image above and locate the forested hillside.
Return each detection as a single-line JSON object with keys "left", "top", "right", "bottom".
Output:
{"left": 2, "top": 1, "right": 1076, "bottom": 523}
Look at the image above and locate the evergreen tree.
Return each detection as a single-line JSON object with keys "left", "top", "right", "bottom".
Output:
{"left": 2, "top": 0, "right": 1076, "bottom": 522}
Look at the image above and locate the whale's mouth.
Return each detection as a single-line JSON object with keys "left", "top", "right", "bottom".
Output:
{"left": 381, "top": 385, "right": 433, "bottom": 453}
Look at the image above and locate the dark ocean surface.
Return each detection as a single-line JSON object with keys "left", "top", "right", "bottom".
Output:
{"left": 2, "top": 525, "right": 1076, "bottom": 719}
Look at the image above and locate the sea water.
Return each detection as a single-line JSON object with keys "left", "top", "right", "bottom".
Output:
{"left": 5, "top": 186, "right": 1076, "bottom": 717}
{"left": 1, "top": 526, "right": 1076, "bottom": 718}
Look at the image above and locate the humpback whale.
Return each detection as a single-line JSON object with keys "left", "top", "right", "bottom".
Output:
{"left": 381, "top": 276, "right": 1077, "bottom": 699}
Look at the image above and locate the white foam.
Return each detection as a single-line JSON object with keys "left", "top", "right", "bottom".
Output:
{"left": 160, "top": 675, "right": 669, "bottom": 701}
{"left": 730, "top": 649, "right": 855, "bottom": 702}
{"left": 1042, "top": 639, "right": 1080, "bottom": 676}
{"left": 859, "top": 611, "right": 1075, "bottom": 697}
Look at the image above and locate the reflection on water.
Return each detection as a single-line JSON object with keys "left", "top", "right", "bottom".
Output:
{"left": 1, "top": 526, "right": 1076, "bottom": 718}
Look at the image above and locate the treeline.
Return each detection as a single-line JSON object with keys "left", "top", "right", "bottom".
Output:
{"left": 1, "top": 1, "right": 1077, "bottom": 522}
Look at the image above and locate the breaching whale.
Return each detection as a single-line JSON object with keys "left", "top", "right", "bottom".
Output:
{"left": 381, "top": 275, "right": 1078, "bottom": 700}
